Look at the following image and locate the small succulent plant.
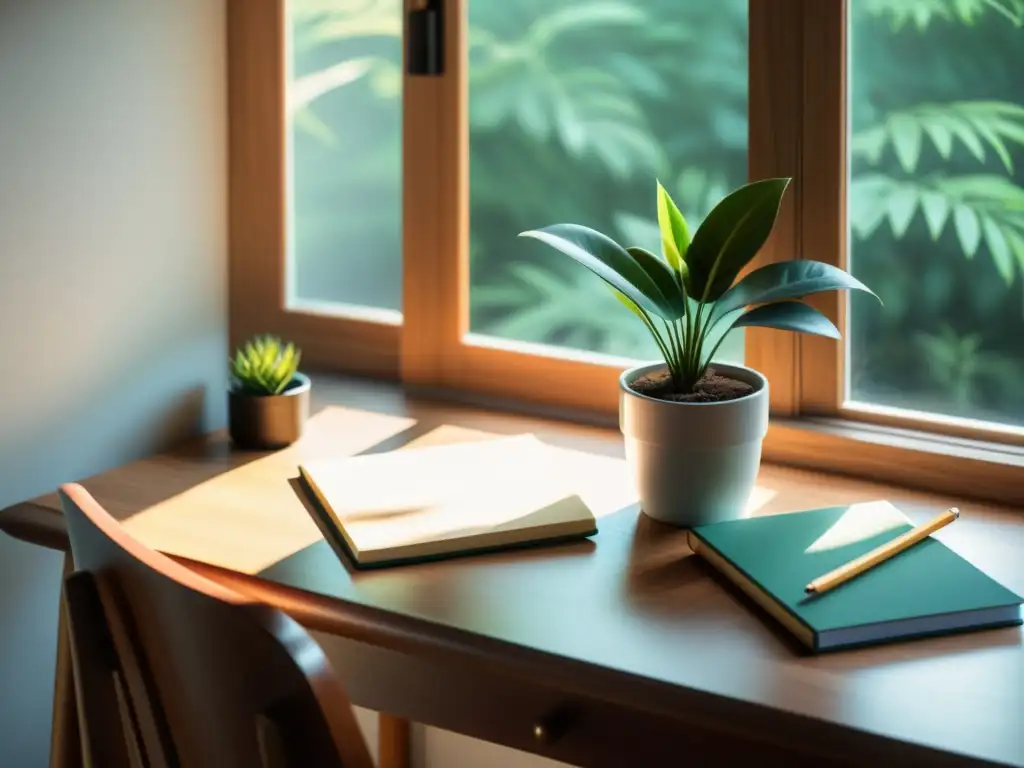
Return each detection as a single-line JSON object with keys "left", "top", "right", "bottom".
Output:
{"left": 230, "top": 335, "right": 302, "bottom": 395}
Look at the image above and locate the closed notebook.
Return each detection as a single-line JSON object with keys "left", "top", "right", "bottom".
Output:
{"left": 688, "top": 501, "right": 1023, "bottom": 652}
{"left": 298, "top": 434, "right": 598, "bottom": 568}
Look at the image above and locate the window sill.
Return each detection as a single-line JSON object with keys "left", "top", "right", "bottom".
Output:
{"left": 764, "top": 418, "right": 1024, "bottom": 509}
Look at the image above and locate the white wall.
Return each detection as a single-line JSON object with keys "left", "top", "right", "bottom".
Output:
{"left": 0, "top": 3, "right": 567, "bottom": 765}
{"left": 0, "top": 1, "right": 227, "bottom": 764}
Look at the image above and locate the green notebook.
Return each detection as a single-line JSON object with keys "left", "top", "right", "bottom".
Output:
{"left": 687, "top": 501, "right": 1022, "bottom": 652}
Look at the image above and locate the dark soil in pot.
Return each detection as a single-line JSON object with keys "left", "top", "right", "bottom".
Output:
{"left": 629, "top": 367, "right": 754, "bottom": 403}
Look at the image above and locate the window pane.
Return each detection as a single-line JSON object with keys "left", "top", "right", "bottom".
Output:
{"left": 287, "top": 0, "right": 402, "bottom": 312}
{"left": 467, "top": 1, "right": 748, "bottom": 363}
{"left": 848, "top": 7, "right": 1024, "bottom": 428}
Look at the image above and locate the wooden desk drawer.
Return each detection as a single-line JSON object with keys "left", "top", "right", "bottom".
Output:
{"left": 314, "top": 632, "right": 842, "bottom": 768}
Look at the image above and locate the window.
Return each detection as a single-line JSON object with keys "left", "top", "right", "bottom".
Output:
{"left": 845, "top": 4, "right": 1024, "bottom": 432}
{"left": 466, "top": 1, "right": 747, "bottom": 366}
{"left": 229, "top": 0, "right": 401, "bottom": 380}
{"left": 228, "top": 0, "right": 1024, "bottom": 505}
{"left": 287, "top": 1, "right": 403, "bottom": 314}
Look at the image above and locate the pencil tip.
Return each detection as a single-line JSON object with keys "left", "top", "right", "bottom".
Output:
{"left": 951, "top": 507, "right": 960, "bottom": 519}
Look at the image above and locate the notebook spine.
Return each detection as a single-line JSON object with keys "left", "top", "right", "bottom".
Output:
{"left": 687, "top": 531, "right": 815, "bottom": 650}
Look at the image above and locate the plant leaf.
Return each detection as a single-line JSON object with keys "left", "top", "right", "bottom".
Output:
{"left": 714, "top": 260, "right": 879, "bottom": 318}
{"left": 953, "top": 204, "right": 982, "bottom": 256}
{"left": 851, "top": 101, "right": 1024, "bottom": 174}
{"left": 729, "top": 301, "right": 840, "bottom": 339}
{"left": 919, "top": 189, "right": 950, "bottom": 239}
{"left": 889, "top": 113, "right": 923, "bottom": 172}
{"left": 611, "top": 288, "right": 672, "bottom": 359}
{"left": 684, "top": 178, "right": 791, "bottom": 303}
{"left": 886, "top": 183, "right": 919, "bottom": 237}
{"left": 625, "top": 246, "right": 686, "bottom": 316}
{"left": 519, "top": 224, "right": 679, "bottom": 318}
{"left": 612, "top": 287, "right": 645, "bottom": 318}
{"left": 656, "top": 179, "right": 690, "bottom": 273}
{"left": 981, "top": 216, "right": 1015, "bottom": 283}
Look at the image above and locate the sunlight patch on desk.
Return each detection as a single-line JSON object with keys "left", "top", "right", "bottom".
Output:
{"left": 804, "top": 500, "right": 909, "bottom": 554}
{"left": 119, "top": 406, "right": 417, "bottom": 574}
{"left": 745, "top": 484, "right": 777, "bottom": 516}
{"left": 401, "top": 424, "right": 638, "bottom": 519}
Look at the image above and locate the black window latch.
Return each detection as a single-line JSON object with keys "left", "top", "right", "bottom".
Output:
{"left": 407, "top": 0, "right": 444, "bottom": 76}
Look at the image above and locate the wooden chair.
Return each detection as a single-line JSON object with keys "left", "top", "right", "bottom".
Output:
{"left": 57, "top": 482, "right": 374, "bottom": 768}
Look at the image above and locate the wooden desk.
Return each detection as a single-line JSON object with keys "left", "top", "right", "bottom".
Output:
{"left": 2, "top": 375, "right": 1022, "bottom": 768}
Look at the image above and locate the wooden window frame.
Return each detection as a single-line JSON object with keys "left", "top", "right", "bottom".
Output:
{"left": 228, "top": 1, "right": 400, "bottom": 380}
{"left": 228, "top": 0, "right": 1024, "bottom": 507}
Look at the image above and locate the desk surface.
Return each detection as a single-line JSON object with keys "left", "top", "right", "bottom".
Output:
{"left": 3, "top": 375, "right": 1022, "bottom": 767}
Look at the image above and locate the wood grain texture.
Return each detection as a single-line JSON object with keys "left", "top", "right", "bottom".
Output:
{"left": 798, "top": 0, "right": 847, "bottom": 414}
{"left": 746, "top": 0, "right": 805, "bottom": 417}
{"left": 2, "top": 375, "right": 1021, "bottom": 767}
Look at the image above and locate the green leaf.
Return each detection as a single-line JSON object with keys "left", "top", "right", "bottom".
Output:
{"left": 849, "top": 173, "right": 1024, "bottom": 282}
{"left": 886, "top": 183, "right": 919, "bottom": 237}
{"left": 919, "top": 190, "right": 951, "bottom": 239}
{"left": 714, "top": 260, "right": 879, "bottom": 318}
{"left": 848, "top": 175, "right": 892, "bottom": 239}
{"left": 729, "top": 301, "right": 840, "bottom": 339}
{"left": 612, "top": 288, "right": 645, "bottom": 318}
{"left": 969, "top": 117, "right": 1014, "bottom": 172}
{"left": 528, "top": 1, "right": 648, "bottom": 48}
{"left": 684, "top": 178, "right": 791, "bottom": 303}
{"left": 656, "top": 180, "right": 690, "bottom": 272}
{"left": 981, "top": 216, "right": 1015, "bottom": 283}
{"left": 852, "top": 101, "right": 1024, "bottom": 174}
{"left": 519, "top": 224, "right": 679, "bottom": 319}
{"left": 922, "top": 120, "right": 954, "bottom": 159}
{"left": 889, "top": 113, "right": 923, "bottom": 172}
{"left": 231, "top": 334, "right": 302, "bottom": 395}
{"left": 953, "top": 204, "right": 982, "bottom": 256}
{"left": 1007, "top": 228, "right": 1024, "bottom": 273}
{"left": 862, "top": 0, "right": 1024, "bottom": 31}
{"left": 950, "top": 116, "right": 988, "bottom": 164}
{"left": 611, "top": 288, "right": 673, "bottom": 362}
{"left": 625, "top": 246, "right": 686, "bottom": 316}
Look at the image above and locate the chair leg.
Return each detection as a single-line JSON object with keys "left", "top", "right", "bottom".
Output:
{"left": 50, "top": 553, "right": 83, "bottom": 768}
{"left": 378, "top": 714, "right": 411, "bottom": 768}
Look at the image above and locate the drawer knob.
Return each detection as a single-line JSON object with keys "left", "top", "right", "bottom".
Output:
{"left": 532, "top": 709, "right": 574, "bottom": 745}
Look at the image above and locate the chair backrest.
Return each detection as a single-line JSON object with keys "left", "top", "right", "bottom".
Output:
{"left": 58, "top": 483, "right": 373, "bottom": 768}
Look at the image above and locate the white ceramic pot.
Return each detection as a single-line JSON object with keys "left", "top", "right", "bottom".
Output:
{"left": 619, "top": 361, "right": 769, "bottom": 528}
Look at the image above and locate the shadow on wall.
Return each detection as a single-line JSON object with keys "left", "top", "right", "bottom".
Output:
{"left": 0, "top": 335, "right": 226, "bottom": 512}
{"left": 0, "top": 342, "right": 225, "bottom": 768}
{"left": 0, "top": 538, "right": 64, "bottom": 766}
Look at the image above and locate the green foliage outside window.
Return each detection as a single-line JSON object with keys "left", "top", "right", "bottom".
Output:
{"left": 289, "top": 0, "right": 1024, "bottom": 427}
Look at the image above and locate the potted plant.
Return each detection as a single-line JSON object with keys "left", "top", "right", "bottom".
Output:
{"left": 520, "top": 178, "right": 879, "bottom": 527}
{"left": 228, "top": 335, "right": 310, "bottom": 450}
